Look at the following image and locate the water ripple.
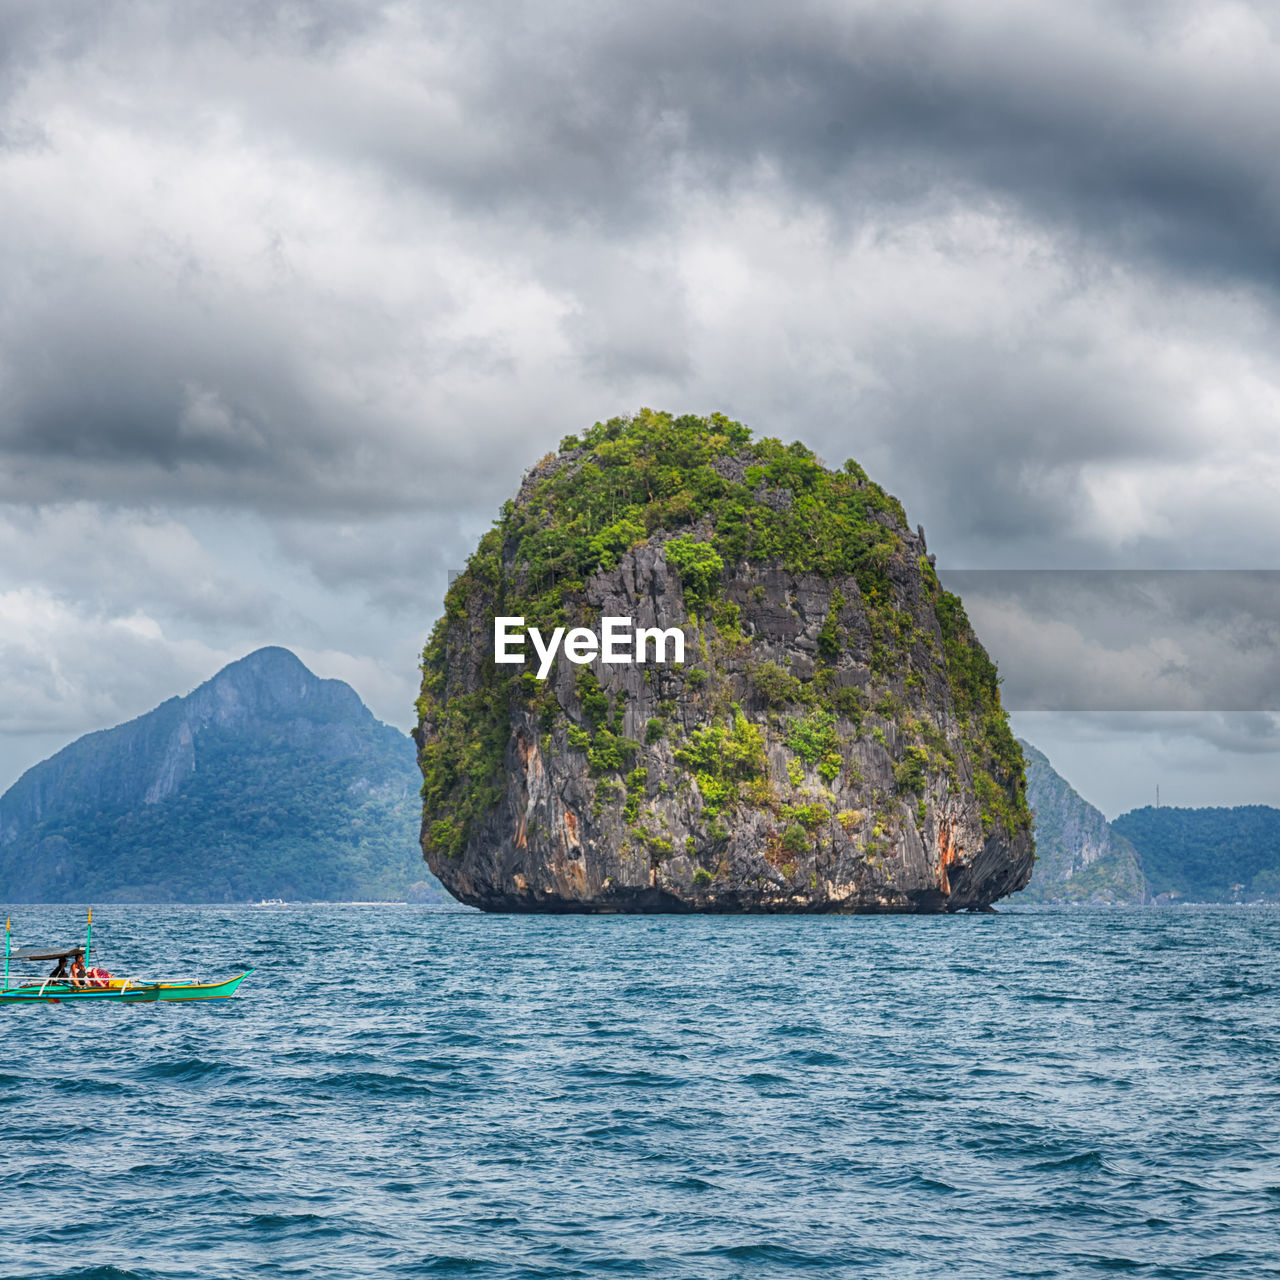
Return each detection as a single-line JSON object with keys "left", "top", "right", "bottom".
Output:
{"left": 2, "top": 903, "right": 1279, "bottom": 1278}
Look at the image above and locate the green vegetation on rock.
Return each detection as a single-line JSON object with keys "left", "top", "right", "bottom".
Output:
{"left": 673, "top": 709, "right": 770, "bottom": 833}
{"left": 416, "top": 410, "right": 1032, "bottom": 912}
{"left": 418, "top": 410, "right": 1029, "bottom": 871}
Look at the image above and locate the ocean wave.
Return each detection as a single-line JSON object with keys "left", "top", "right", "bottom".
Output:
{"left": 3, "top": 903, "right": 1277, "bottom": 1280}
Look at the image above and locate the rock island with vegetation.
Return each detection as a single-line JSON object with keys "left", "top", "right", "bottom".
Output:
{"left": 415, "top": 410, "right": 1033, "bottom": 912}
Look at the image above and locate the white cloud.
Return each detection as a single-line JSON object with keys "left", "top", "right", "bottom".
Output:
{"left": 0, "top": 588, "right": 235, "bottom": 738}
{"left": 0, "top": 505, "right": 275, "bottom": 629}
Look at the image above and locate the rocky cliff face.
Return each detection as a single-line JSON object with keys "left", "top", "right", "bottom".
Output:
{"left": 416, "top": 411, "right": 1033, "bottom": 912}
{"left": 1017, "top": 740, "right": 1146, "bottom": 904}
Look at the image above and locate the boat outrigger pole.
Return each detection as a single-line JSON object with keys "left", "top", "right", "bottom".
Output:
{"left": 84, "top": 908, "right": 91, "bottom": 966}
{"left": 4, "top": 919, "right": 9, "bottom": 992}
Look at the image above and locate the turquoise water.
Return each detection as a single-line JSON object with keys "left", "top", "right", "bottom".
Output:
{"left": 2, "top": 904, "right": 1278, "bottom": 1279}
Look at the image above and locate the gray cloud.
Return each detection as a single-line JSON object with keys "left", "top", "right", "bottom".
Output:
{"left": 0, "top": 504, "right": 277, "bottom": 629}
{"left": 241, "top": 1, "right": 1280, "bottom": 286}
{"left": 268, "top": 509, "right": 487, "bottom": 617}
{"left": 941, "top": 571, "right": 1280, "bottom": 711}
{"left": 2, "top": 0, "right": 1278, "bottom": 534}
{"left": 4, "top": 1, "right": 1280, "bottom": 807}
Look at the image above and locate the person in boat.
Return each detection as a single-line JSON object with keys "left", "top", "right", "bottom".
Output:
{"left": 69, "top": 954, "right": 87, "bottom": 988}
{"left": 48, "top": 954, "right": 69, "bottom": 980}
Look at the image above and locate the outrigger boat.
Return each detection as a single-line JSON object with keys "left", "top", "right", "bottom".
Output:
{"left": 2, "top": 912, "right": 252, "bottom": 1005}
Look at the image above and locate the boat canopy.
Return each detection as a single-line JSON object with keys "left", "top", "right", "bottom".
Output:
{"left": 10, "top": 945, "right": 85, "bottom": 962}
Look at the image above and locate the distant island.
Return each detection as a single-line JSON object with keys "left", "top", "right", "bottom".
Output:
{"left": 1015, "top": 741, "right": 1280, "bottom": 905}
{"left": 0, "top": 648, "right": 447, "bottom": 904}
{"left": 415, "top": 410, "right": 1033, "bottom": 912}
{"left": 1112, "top": 805, "right": 1280, "bottom": 903}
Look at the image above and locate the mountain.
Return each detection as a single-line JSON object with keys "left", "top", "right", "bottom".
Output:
{"left": 1111, "top": 805, "right": 1280, "bottom": 902}
{"left": 0, "top": 647, "right": 447, "bottom": 904}
{"left": 1010, "top": 746, "right": 1280, "bottom": 905}
{"left": 1017, "top": 740, "right": 1146, "bottom": 904}
{"left": 415, "top": 409, "right": 1033, "bottom": 913}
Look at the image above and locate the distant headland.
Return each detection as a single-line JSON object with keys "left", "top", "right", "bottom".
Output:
{"left": 0, "top": 647, "right": 444, "bottom": 904}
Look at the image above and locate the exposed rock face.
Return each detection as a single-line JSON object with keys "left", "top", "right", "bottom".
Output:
{"left": 416, "top": 411, "right": 1033, "bottom": 913}
{"left": 1018, "top": 740, "right": 1146, "bottom": 904}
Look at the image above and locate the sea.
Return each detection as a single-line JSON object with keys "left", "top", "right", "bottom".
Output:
{"left": 2, "top": 903, "right": 1278, "bottom": 1280}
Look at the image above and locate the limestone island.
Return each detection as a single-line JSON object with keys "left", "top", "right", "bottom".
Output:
{"left": 415, "top": 410, "right": 1033, "bottom": 912}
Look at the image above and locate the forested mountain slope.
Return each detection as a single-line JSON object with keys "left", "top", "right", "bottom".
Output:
{"left": 0, "top": 648, "right": 445, "bottom": 903}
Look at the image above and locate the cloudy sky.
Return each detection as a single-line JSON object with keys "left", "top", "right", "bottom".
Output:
{"left": 3, "top": 0, "right": 1280, "bottom": 816}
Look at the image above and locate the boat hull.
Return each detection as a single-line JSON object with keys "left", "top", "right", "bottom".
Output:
{"left": 0, "top": 970, "right": 253, "bottom": 1005}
